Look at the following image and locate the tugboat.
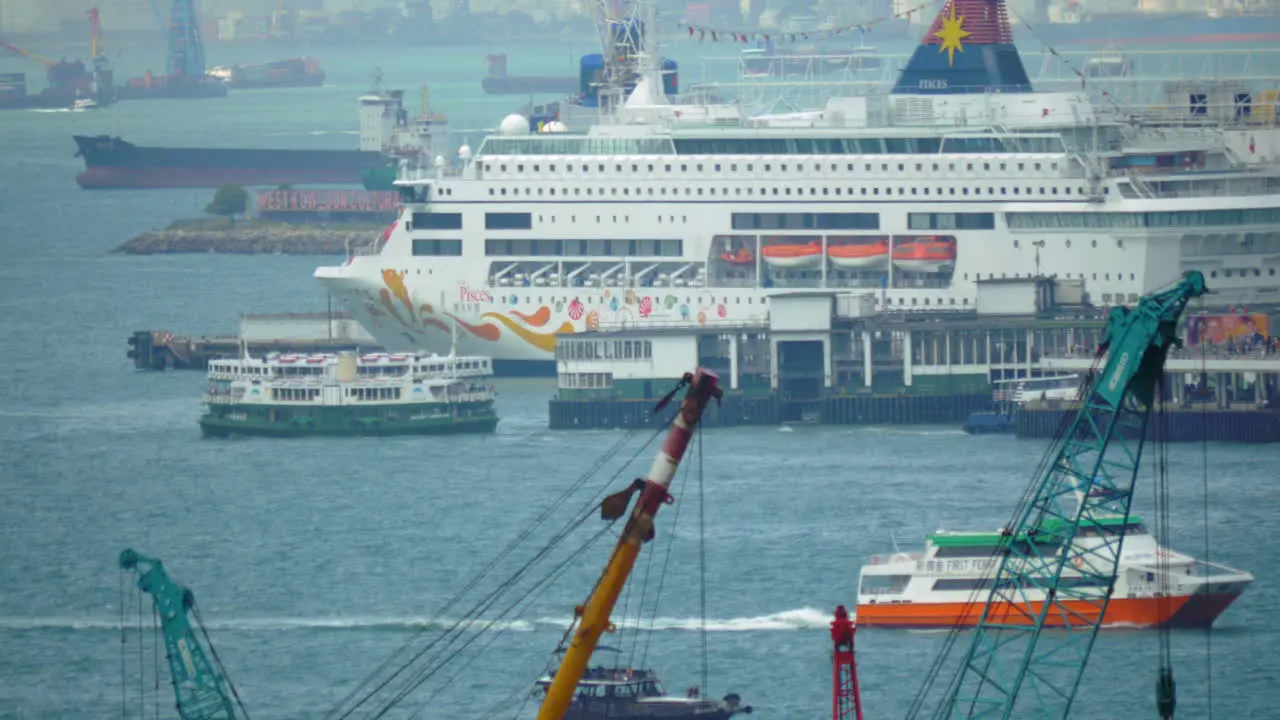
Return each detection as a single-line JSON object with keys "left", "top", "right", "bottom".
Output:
{"left": 535, "top": 647, "right": 751, "bottom": 719}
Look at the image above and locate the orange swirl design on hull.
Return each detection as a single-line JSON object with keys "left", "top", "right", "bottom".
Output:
{"left": 448, "top": 314, "right": 502, "bottom": 342}
{"left": 482, "top": 313, "right": 573, "bottom": 352}
{"left": 509, "top": 306, "right": 552, "bottom": 327}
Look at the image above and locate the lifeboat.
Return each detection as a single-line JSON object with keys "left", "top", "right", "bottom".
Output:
{"left": 761, "top": 242, "right": 822, "bottom": 269}
{"left": 893, "top": 237, "right": 957, "bottom": 273}
{"left": 827, "top": 240, "right": 890, "bottom": 269}
{"left": 720, "top": 247, "right": 755, "bottom": 266}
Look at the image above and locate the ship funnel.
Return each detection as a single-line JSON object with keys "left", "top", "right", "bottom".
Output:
{"left": 892, "top": 0, "right": 1032, "bottom": 95}
{"left": 337, "top": 351, "right": 358, "bottom": 382}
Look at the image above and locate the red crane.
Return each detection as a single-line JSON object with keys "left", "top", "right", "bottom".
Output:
{"left": 831, "top": 605, "right": 863, "bottom": 720}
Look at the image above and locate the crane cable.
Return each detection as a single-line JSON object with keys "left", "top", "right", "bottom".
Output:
{"left": 1153, "top": 376, "right": 1175, "bottom": 720}
{"left": 191, "top": 603, "right": 252, "bottom": 719}
{"left": 1198, "top": 298, "right": 1213, "bottom": 720}
{"left": 355, "top": 485, "right": 624, "bottom": 719}
{"left": 634, "top": 430, "right": 697, "bottom": 672}
{"left": 326, "top": 424, "right": 657, "bottom": 719}
{"left": 906, "top": 351, "right": 1107, "bottom": 720}
{"left": 331, "top": 417, "right": 674, "bottom": 719}
{"left": 400, "top": 521, "right": 620, "bottom": 719}
{"left": 401, "top": 417, "right": 687, "bottom": 719}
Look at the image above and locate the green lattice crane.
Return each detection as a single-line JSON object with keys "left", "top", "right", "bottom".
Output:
{"left": 922, "top": 270, "right": 1207, "bottom": 720}
{"left": 119, "top": 549, "right": 249, "bottom": 720}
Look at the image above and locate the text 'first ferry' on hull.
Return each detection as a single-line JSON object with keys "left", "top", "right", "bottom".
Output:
{"left": 315, "top": 0, "right": 1280, "bottom": 375}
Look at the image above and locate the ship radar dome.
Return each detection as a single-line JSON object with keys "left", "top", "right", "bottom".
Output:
{"left": 434, "top": 155, "right": 445, "bottom": 168}
{"left": 458, "top": 145, "right": 473, "bottom": 160}
{"left": 541, "top": 120, "right": 569, "bottom": 133}
{"left": 499, "top": 114, "right": 531, "bottom": 135}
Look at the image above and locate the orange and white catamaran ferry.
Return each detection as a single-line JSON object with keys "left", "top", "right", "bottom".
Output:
{"left": 856, "top": 515, "right": 1253, "bottom": 629}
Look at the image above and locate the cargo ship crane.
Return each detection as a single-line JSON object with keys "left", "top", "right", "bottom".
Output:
{"left": 119, "top": 549, "right": 249, "bottom": 720}
{"left": 537, "top": 369, "right": 722, "bottom": 720}
{"left": 916, "top": 270, "right": 1207, "bottom": 720}
{"left": 167, "top": 0, "right": 207, "bottom": 79}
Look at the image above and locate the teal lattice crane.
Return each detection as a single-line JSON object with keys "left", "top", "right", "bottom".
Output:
{"left": 920, "top": 270, "right": 1207, "bottom": 720}
{"left": 119, "top": 549, "right": 248, "bottom": 720}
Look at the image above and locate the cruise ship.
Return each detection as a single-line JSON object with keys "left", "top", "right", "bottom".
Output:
{"left": 315, "top": 0, "right": 1280, "bottom": 375}
{"left": 856, "top": 515, "right": 1254, "bottom": 629}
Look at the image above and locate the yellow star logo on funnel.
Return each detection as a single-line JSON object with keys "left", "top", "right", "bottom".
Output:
{"left": 934, "top": 4, "right": 971, "bottom": 67}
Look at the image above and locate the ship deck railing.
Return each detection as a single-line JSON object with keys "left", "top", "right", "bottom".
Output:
{"left": 582, "top": 319, "right": 772, "bottom": 335}
{"left": 203, "top": 390, "right": 495, "bottom": 405}
{"left": 866, "top": 551, "right": 924, "bottom": 566}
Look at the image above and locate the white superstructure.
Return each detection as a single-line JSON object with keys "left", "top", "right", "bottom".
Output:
{"left": 856, "top": 517, "right": 1253, "bottom": 628}
{"left": 316, "top": 1, "right": 1280, "bottom": 371}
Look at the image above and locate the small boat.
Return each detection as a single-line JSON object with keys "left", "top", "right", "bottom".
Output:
{"left": 719, "top": 247, "right": 754, "bottom": 266}
{"left": 535, "top": 651, "right": 750, "bottom": 720}
{"left": 761, "top": 242, "right": 822, "bottom": 269}
{"left": 892, "top": 237, "right": 956, "bottom": 273}
{"left": 827, "top": 240, "right": 889, "bottom": 269}
{"left": 71, "top": 97, "right": 98, "bottom": 111}
{"left": 199, "top": 350, "right": 499, "bottom": 437}
{"left": 856, "top": 516, "right": 1254, "bottom": 629}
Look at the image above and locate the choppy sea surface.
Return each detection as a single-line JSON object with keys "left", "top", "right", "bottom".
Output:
{"left": 0, "top": 38, "right": 1277, "bottom": 720}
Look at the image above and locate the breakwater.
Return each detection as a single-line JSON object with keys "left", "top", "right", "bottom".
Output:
{"left": 116, "top": 220, "right": 382, "bottom": 255}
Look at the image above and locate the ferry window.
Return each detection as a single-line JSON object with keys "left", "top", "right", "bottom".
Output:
{"left": 1035, "top": 162, "right": 1042, "bottom": 170}
{"left": 665, "top": 164, "right": 672, "bottom": 172}
{"left": 413, "top": 212, "right": 463, "bottom": 230}
{"left": 500, "top": 165, "right": 507, "bottom": 172}
{"left": 412, "top": 238, "right": 463, "bottom": 254}
{"left": 533, "top": 165, "right": 539, "bottom": 172}
{"left": 598, "top": 164, "right": 604, "bottom": 172}
{"left": 1018, "top": 163, "right": 1025, "bottom": 170}
{"left": 631, "top": 164, "right": 638, "bottom": 172}
{"left": 488, "top": 189, "right": 494, "bottom": 196}
{"left": 966, "top": 163, "right": 973, "bottom": 171}
{"left": 615, "top": 164, "right": 622, "bottom": 172}
{"left": 747, "top": 164, "right": 753, "bottom": 171}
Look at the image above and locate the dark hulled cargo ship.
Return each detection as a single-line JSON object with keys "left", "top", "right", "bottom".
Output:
{"left": 208, "top": 58, "right": 325, "bottom": 89}
{"left": 73, "top": 135, "right": 383, "bottom": 189}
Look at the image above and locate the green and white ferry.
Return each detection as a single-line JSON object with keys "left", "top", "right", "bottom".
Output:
{"left": 200, "top": 350, "right": 498, "bottom": 437}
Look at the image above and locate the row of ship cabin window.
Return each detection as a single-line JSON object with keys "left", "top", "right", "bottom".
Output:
{"left": 558, "top": 339, "right": 654, "bottom": 361}
{"left": 560, "top": 373, "right": 614, "bottom": 390}
{"left": 482, "top": 184, "right": 1095, "bottom": 199}
{"left": 349, "top": 387, "right": 403, "bottom": 401}
{"left": 481, "top": 160, "right": 1062, "bottom": 175}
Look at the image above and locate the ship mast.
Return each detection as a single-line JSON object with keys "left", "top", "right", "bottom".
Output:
{"left": 537, "top": 369, "right": 722, "bottom": 720}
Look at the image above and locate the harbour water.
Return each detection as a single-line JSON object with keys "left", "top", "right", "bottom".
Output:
{"left": 0, "top": 41, "right": 1277, "bottom": 719}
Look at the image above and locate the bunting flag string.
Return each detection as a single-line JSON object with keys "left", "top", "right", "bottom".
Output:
{"left": 1002, "top": 4, "right": 1124, "bottom": 113}
{"left": 677, "top": 0, "right": 944, "bottom": 46}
